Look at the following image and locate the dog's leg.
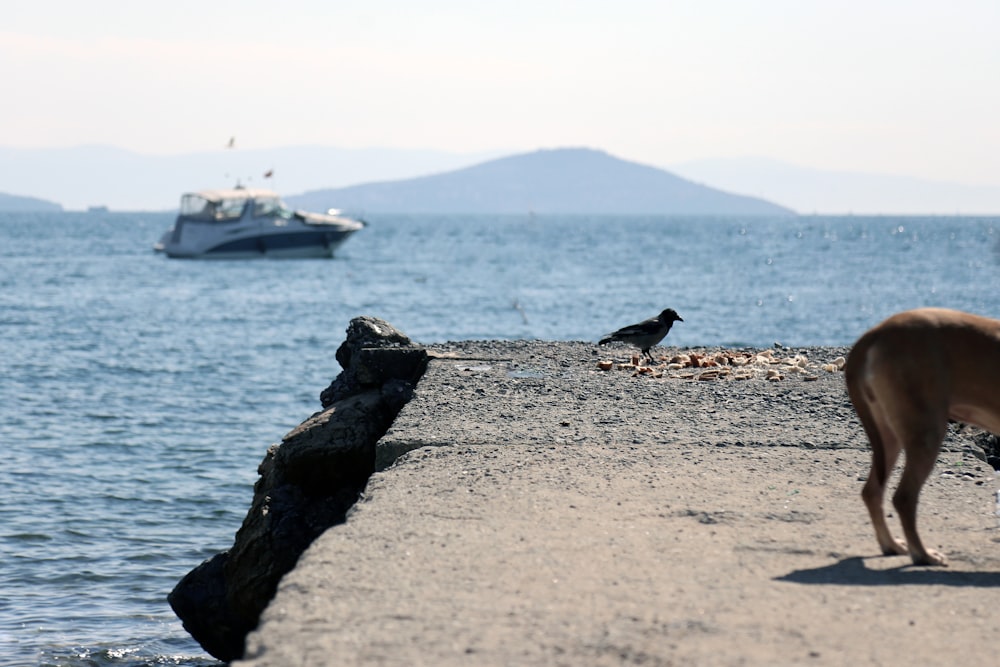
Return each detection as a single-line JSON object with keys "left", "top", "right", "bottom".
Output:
{"left": 892, "top": 419, "right": 949, "bottom": 566}
{"left": 855, "top": 396, "right": 908, "bottom": 557}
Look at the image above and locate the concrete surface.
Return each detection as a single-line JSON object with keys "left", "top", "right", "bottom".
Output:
{"left": 235, "top": 341, "right": 1000, "bottom": 666}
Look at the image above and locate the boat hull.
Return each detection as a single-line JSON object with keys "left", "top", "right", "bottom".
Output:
{"left": 163, "top": 227, "right": 356, "bottom": 259}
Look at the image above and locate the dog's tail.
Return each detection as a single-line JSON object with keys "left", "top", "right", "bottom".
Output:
{"left": 844, "top": 335, "right": 891, "bottom": 485}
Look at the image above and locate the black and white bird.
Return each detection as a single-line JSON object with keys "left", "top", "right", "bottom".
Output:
{"left": 599, "top": 308, "right": 684, "bottom": 362}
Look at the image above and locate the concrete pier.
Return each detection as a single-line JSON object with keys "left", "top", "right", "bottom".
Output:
{"left": 235, "top": 341, "right": 1000, "bottom": 666}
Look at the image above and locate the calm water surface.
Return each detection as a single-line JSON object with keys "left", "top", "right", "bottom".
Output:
{"left": 1, "top": 212, "right": 998, "bottom": 665}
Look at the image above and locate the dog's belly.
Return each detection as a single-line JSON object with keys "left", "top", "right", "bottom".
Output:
{"left": 949, "top": 402, "right": 1000, "bottom": 435}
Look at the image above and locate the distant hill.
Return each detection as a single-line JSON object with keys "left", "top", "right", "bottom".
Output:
{"left": 6, "top": 143, "right": 998, "bottom": 214}
{"left": 0, "top": 192, "right": 62, "bottom": 212}
{"left": 286, "top": 148, "right": 794, "bottom": 216}
{"left": 670, "top": 157, "right": 1000, "bottom": 215}
{"left": 0, "top": 145, "right": 503, "bottom": 211}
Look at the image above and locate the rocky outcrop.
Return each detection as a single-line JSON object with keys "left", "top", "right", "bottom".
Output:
{"left": 970, "top": 430, "right": 1000, "bottom": 470}
{"left": 168, "top": 317, "right": 428, "bottom": 663}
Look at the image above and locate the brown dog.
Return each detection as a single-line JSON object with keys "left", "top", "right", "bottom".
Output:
{"left": 845, "top": 308, "right": 1000, "bottom": 566}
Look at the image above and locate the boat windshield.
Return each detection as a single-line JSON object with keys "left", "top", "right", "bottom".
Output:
{"left": 179, "top": 193, "right": 248, "bottom": 221}
{"left": 252, "top": 197, "right": 294, "bottom": 219}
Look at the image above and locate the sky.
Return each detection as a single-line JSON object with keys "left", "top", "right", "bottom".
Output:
{"left": 2, "top": 0, "right": 999, "bottom": 187}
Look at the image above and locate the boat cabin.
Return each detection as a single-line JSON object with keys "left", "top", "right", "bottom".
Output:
{"left": 178, "top": 188, "right": 292, "bottom": 222}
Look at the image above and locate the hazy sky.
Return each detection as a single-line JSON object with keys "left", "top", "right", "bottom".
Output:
{"left": 3, "top": 0, "right": 998, "bottom": 185}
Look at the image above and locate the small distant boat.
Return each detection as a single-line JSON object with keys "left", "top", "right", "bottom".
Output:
{"left": 154, "top": 187, "right": 364, "bottom": 259}
{"left": 87, "top": 205, "right": 110, "bottom": 213}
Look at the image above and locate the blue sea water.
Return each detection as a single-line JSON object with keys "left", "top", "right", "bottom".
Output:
{"left": 1, "top": 211, "right": 998, "bottom": 665}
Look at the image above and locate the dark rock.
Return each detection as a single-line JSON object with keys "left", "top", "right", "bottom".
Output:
{"left": 336, "top": 316, "right": 413, "bottom": 368}
{"left": 971, "top": 430, "right": 1000, "bottom": 471}
{"left": 320, "top": 316, "right": 421, "bottom": 407}
{"left": 381, "top": 378, "right": 417, "bottom": 414}
{"left": 169, "top": 317, "right": 428, "bottom": 662}
{"left": 167, "top": 552, "right": 246, "bottom": 662}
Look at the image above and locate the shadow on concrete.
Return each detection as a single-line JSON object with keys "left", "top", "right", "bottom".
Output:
{"left": 777, "top": 556, "right": 1000, "bottom": 587}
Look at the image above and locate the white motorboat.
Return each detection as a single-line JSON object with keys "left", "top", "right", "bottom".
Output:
{"left": 154, "top": 187, "right": 364, "bottom": 259}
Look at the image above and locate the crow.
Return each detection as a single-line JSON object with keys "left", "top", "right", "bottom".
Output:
{"left": 599, "top": 308, "right": 684, "bottom": 362}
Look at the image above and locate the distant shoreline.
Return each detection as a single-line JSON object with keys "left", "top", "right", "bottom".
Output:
{"left": 3, "top": 208, "right": 1000, "bottom": 217}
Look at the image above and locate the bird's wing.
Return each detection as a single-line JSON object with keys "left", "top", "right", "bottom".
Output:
{"left": 612, "top": 319, "right": 660, "bottom": 336}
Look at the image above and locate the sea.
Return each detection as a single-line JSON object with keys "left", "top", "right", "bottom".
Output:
{"left": 1, "top": 211, "right": 998, "bottom": 666}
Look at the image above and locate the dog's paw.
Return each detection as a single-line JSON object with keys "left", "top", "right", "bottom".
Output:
{"left": 911, "top": 548, "right": 948, "bottom": 567}
{"left": 880, "top": 538, "right": 908, "bottom": 557}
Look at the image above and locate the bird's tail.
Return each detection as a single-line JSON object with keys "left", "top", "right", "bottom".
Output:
{"left": 598, "top": 336, "right": 614, "bottom": 346}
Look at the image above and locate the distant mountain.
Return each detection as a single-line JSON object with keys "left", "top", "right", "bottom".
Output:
{"left": 286, "top": 148, "right": 794, "bottom": 216}
{"left": 0, "top": 145, "right": 504, "bottom": 211}
{"left": 670, "top": 157, "right": 1000, "bottom": 215}
{"left": 8, "top": 143, "right": 997, "bottom": 214}
{"left": 0, "top": 192, "right": 62, "bottom": 212}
